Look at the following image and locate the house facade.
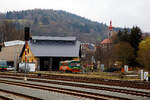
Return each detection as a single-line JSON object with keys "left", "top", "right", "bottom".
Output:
{"left": 0, "top": 40, "right": 25, "bottom": 67}
{"left": 20, "top": 36, "right": 81, "bottom": 71}
{"left": 95, "top": 21, "right": 114, "bottom": 68}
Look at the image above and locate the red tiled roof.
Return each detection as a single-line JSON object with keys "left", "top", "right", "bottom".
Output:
{"left": 101, "top": 38, "right": 112, "bottom": 44}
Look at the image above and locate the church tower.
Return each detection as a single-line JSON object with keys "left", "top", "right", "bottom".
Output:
{"left": 108, "top": 21, "right": 113, "bottom": 39}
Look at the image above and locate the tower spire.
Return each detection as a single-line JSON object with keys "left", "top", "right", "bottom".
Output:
{"left": 108, "top": 20, "right": 113, "bottom": 38}
{"left": 109, "top": 20, "right": 113, "bottom": 31}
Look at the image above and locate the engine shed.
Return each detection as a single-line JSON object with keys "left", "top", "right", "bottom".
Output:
{"left": 20, "top": 36, "right": 81, "bottom": 71}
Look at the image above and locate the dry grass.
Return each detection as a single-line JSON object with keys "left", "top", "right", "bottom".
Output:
{"left": 0, "top": 71, "right": 140, "bottom": 81}
{"left": 34, "top": 71, "right": 140, "bottom": 80}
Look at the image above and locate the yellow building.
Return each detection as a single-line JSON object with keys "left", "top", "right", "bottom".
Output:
{"left": 20, "top": 42, "right": 38, "bottom": 70}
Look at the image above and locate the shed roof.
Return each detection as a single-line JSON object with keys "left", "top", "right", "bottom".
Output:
{"left": 28, "top": 38, "right": 80, "bottom": 57}
{"left": 32, "top": 36, "right": 76, "bottom": 41}
{"left": 101, "top": 38, "right": 112, "bottom": 44}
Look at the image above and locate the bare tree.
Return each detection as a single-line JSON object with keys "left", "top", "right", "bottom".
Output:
{"left": 112, "top": 42, "right": 134, "bottom": 66}
{"left": 0, "top": 21, "right": 24, "bottom": 42}
{"left": 95, "top": 42, "right": 113, "bottom": 68}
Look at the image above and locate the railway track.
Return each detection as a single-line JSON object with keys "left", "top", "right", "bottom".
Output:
{"left": 0, "top": 95, "right": 13, "bottom": 100}
{"left": 0, "top": 88, "right": 42, "bottom": 100}
{"left": 0, "top": 79, "right": 122, "bottom": 100}
{"left": 0, "top": 75, "right": 150, "bottom": 100}
{"left": 41, "top": 75, "right": 150, "bottom": 90}
{"left": 0, "top": 73, "right": 149, "bottom": 90}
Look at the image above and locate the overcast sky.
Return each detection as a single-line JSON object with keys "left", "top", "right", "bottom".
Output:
{"left": 1, "top": 0, "right": 150, "bottom": 32}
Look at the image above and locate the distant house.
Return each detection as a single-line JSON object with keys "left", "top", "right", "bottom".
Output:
{"left": 81, "top": 43, "right": 96, "bottom": 65}
{"left": 100, "top": 38, "right": 112, "bottom": 49}
{"left": 96, "top": 21, "right": 114, "bottom": 67}
{"left": 81, "top": 43, "right": 96, "bottom": 52}
{"left": 0, "top": 40, "right": 25, "bottom": 67}
{"left": 20, "top": 36, "right": 81, "bottom": 71}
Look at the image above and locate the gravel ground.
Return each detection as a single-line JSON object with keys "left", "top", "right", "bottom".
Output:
{"left": 0, "top": 82, "right": 91, "bottom": 100}
{"left": 0, "top": 91, "right": 33, "bottom": 100}
{"left": 30, "top": 76, "right": 150, "bottom": 93}
{"left": 0, "top": 77, "right": 149, "bottom": 100}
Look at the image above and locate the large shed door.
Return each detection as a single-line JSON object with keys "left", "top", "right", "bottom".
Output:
{"left": 40, "top": 57, "right": 52, "bottom": 71}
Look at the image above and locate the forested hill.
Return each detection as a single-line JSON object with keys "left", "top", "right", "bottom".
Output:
{"left": 0, "top": 9, "right": 121, "bottom": 42}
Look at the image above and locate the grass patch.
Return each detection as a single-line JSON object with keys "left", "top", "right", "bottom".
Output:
{"left": 0, "top": 71, "right": 140, "bottom": 81}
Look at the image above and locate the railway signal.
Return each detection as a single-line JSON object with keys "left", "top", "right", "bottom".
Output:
{"left": 24, "top": 27, "right": 30, "bottom": 81}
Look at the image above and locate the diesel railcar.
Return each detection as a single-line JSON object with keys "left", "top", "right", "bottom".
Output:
{"left": 59, "top": 60, "right": 80, "bottom": 72}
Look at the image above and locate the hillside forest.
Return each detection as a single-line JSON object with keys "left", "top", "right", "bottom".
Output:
{"left": 0, "top": 9, "right": 122, "bottom": 42}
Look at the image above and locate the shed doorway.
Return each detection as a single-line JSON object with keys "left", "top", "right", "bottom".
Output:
{"left": 40, "top": 57, "right": 52, "bottom": 71}
{"left": 39, "top": 57, "right": 73, "bottom": 71}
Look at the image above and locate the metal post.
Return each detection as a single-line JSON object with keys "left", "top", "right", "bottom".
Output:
{"left": 16, "top": 49, "right": 19, "bottom": 73}
{"left": 14, "top": 49, "right": 16, "bottom": 73}
{"left": 24, "top": 41, "right": 27, "bottom": 81}
{"left": 24, "top": 27, "right": 30, "bottom": 81}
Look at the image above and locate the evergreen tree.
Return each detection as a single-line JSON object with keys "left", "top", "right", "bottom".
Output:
{"left": 121, "top": 28, "right": 129, "bottom": 42}
{"left": 128, "top": 26, "right": 142, "bottom": 66}
{"left": 114, "top": 27, "right": 142, "bottom": 66}
{"left": 114, "top": 28, "right": 129, "bottom": 43}
{"left": 129, "top": 26, "right": 142, "bottom": 55}
{"left": 112, "top": 30, "right": 122, "bottom": 43}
